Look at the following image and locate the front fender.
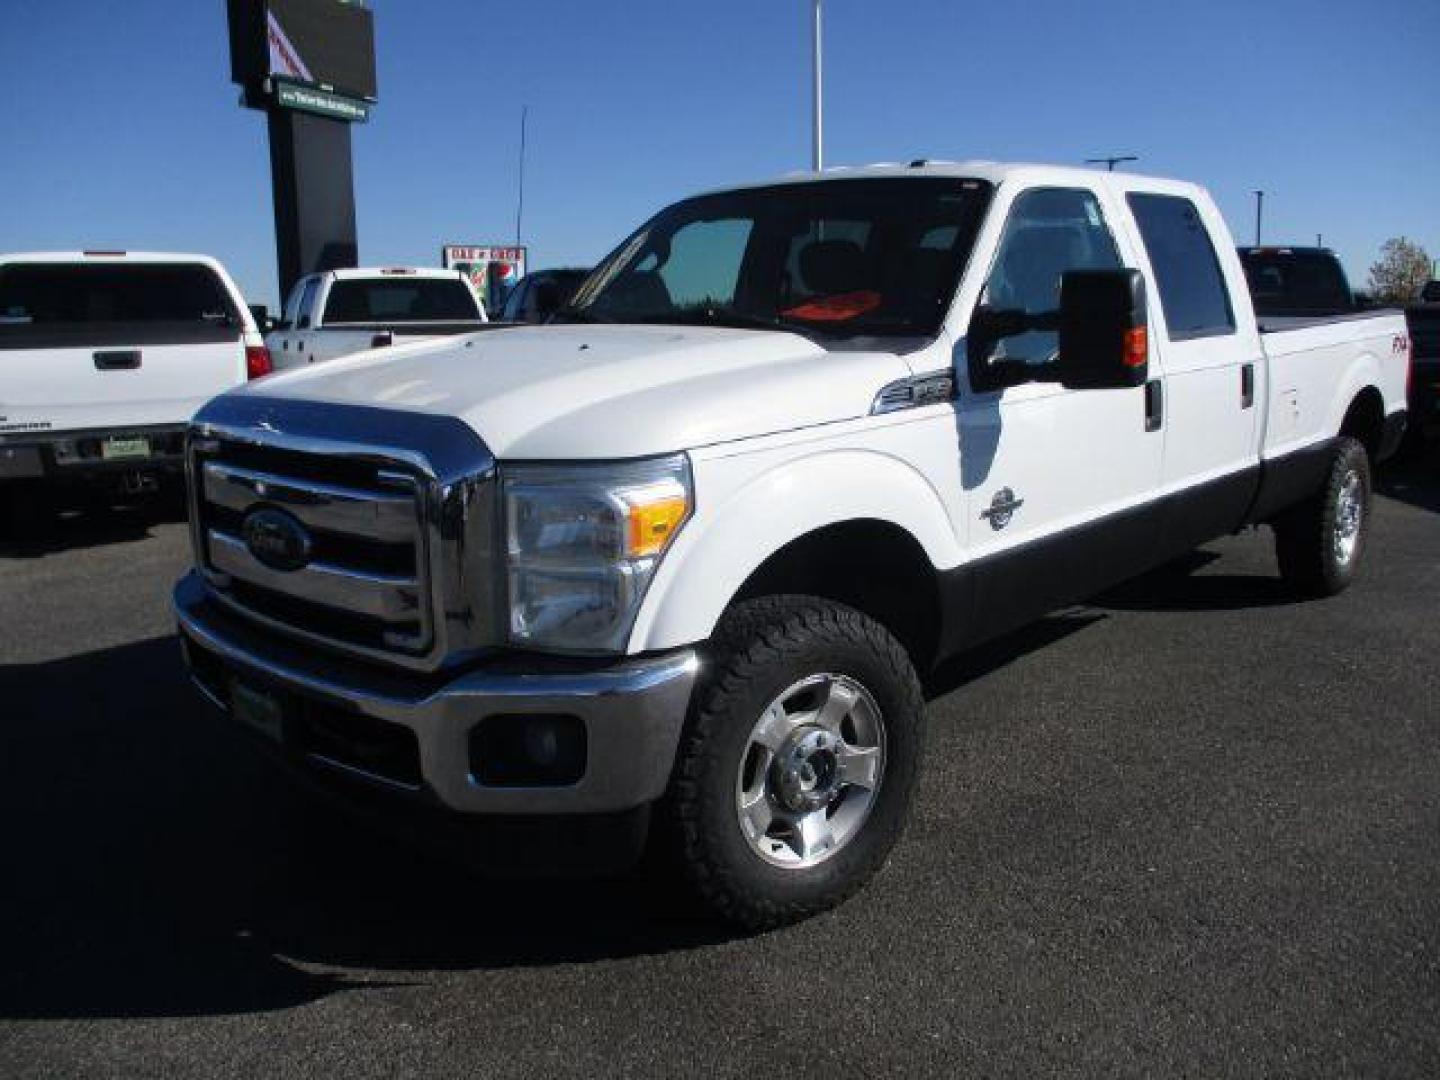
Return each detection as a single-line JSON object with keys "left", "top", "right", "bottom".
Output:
{"left": 627, "top": 446, "right": 963, "bottom": 653}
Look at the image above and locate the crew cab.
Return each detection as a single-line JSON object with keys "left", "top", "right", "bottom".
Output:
{"left": 174, "top": 164, "right": 1410, "bottom": 928}
{"left": 266, "top": 267, "right": 488, "bottom": 370}
{"left": 0, "top": 251, "right": 268, "bottom": 511}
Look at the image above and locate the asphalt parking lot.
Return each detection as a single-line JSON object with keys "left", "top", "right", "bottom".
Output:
{"left": 1, "top": 449, "right": 1437, "bottom": 1079}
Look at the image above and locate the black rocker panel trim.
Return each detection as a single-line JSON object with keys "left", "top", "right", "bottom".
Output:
{"left": 935, "top": 464, "right": 1268, "bottom": 663}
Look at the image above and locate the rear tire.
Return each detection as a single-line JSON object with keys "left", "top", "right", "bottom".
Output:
{"left": 666, "top": 596, "right": 925, "bottom": 930}
{"left": 1273, "top": 436, "right": 1371, "bottom": 598}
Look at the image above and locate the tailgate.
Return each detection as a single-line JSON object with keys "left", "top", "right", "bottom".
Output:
{"left": 0, "top": 262, "right": 246, "bottom": 434}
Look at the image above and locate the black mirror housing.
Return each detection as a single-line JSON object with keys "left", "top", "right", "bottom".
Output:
{"left": 1057, "top": 269, "right": 1149, "bottom": 389}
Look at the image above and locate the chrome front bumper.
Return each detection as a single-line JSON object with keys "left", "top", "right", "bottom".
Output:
{"left": 174, "top": 572, "right": 699, "bottom": 815}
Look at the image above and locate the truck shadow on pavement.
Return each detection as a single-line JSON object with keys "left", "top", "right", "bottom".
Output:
{"left": 0, "top": 635, "right": 734, "bottom": 1022}
{"left": 1091, "top": 550, "right": 1300, "bottom": 613}
{"left": 0, "top": 492, "right": 187, "bottom": 559}
{"left": 1374, "top": 441, "right": 1440, "bottom": 514}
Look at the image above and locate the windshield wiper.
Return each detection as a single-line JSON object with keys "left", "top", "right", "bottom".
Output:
{"left": 638, "top": 307, "right": 796, "bottom": 333}
{"left": 549, "top": 306, "right": 613, "bottom": 324}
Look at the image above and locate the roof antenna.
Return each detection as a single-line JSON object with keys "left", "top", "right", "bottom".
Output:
{"left": 515, "top": 105, "right": 528, "bottom": 246}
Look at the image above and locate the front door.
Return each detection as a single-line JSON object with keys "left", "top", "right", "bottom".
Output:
{"left": 954, "top": 184, "right": 1165, "bottom": 642}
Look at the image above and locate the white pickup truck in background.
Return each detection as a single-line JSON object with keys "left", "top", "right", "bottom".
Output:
{"left": 0, "top": 251, "right": 268, "bottom": 518}
{"left": 266, "top": 267, "right": 490, "bottom": 370}
{"left": 175, "top": 163, "right": 1410, "bottom": 929}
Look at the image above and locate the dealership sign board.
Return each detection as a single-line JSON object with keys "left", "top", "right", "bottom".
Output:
{"left": 443, "top": 246, "right": 528, "bottom": 313}
{"left": 228, "top": 0, "right": 377, "bottom": 120}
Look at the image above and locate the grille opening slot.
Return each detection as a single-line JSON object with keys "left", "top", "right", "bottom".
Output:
{"left": 226, "top": 579, "right": 427, "bottom": 653}
{"left": 208, "top": 440, "right": 414, "bottom": 492}
{"left": 297, "top": 701, "right": 423, "bottom": 789}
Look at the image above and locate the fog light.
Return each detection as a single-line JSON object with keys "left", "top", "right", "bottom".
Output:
{"left": 470, "top": 714, "right": 587, "bottom": 787}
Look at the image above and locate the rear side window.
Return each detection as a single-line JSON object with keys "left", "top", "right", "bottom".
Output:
{"left": 0, "top": 263, "right": 237, "bottom": 327}
{"left": 323, "top": 278, "right": 479, "bottom": 324}
{"left": 1127, "top": 194, "right": 1235, "bottom": 340}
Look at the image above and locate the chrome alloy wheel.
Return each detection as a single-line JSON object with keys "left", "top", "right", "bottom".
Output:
{"left": 734, "top": 673, "right": 887, "bottom": 869}
{"left": 1333, "top": 468, "right": 1364, "bottom": 566}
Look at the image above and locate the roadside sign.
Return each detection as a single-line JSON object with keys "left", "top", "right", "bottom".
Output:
{"left": 443, "top": 246, "right": 528, "bottom": 314}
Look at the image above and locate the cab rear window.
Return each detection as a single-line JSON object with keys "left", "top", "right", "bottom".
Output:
{"left": 0, "top": 263, "right": 237, "bottom": 326}
{"left": 0, "top": 262, "right": 241, "bottom": 349}
{"left": 323, "top": 279, "right": 480, "bottom": 324}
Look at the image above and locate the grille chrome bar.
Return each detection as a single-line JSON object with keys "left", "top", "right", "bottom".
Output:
{"left": 203, "top": 462, "right": 417, "bottom": 543}
{"left": 208, "top": 530, "right": 423, "bottom": 623}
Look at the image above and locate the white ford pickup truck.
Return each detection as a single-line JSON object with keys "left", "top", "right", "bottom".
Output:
{"left": 0, "top": 251, "right": 268, "bottom": 514}
{"left": 267, "top": 266, "right": 489, "bottom": 371}
{"left": 174, "top": 163, "right": 1410, "bottom": 927}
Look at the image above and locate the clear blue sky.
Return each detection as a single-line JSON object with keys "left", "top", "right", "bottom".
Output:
{"left": 2, "top": 0, "right": 1436, "bottom": 309}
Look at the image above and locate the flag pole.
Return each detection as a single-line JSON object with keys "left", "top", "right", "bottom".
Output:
{"left": 811, "top": 0, "right": 824, "bottom": 172}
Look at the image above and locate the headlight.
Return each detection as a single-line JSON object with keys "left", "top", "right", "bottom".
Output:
{"left": 502, "top": 455, "right": 692, "bottom": 652}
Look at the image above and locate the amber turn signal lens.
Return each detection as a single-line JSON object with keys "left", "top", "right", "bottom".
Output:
{"left": 627, "top": 495, "right": 689, "bottom": 557}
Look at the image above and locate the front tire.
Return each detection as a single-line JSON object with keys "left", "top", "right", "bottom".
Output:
{"left": 667, "top": 596, "right": 925, "bottom": 930}
{"left": 1273, "top": 436, "right": 1372, "bottom": 598}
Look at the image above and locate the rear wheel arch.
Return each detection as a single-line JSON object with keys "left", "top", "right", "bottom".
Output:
{"left": 1339, "top": 386, "right": 1385, "bottom": 459}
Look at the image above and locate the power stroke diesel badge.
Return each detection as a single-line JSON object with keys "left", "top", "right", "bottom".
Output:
{"left": 981, "top": 488, "right": 1024, "bottom": 531}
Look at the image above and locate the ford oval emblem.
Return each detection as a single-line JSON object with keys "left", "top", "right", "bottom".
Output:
{"left": 241, "top": 507, "right": 312, "bottom": 572}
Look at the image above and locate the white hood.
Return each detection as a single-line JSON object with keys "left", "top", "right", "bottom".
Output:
{"left": 235, "top": 324, "right": 919, "bottom": 459}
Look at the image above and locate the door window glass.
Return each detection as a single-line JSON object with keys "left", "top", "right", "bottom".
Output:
{"left": 975, "top": 188, "right": 1122, "bottom": 370}
{"left": 1128, "top": 194, "right": 1235, "bottom": 340}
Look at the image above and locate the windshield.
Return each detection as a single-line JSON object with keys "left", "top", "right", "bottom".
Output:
{"left": 565, "top": 178, "right": 994, "bottom": 338}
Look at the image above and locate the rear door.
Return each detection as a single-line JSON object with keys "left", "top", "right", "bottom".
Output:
{"left": 1121, "top": 191, "right": 1263, "bottom": 550}
{"left": 0, "top": 260, "right": 246, "bottom": 433}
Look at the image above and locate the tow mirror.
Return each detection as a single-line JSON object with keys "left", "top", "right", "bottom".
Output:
{"left": 1057, "top": 269, "right": 1149, "bottom": 389}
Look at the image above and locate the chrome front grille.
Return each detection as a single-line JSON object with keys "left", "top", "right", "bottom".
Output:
{"left": 187, "top": 395, "right": 499, "bottom": 673}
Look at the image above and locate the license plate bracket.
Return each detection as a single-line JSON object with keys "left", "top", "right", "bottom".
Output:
{"left": 101, "top": 435, "right": 151, "bottom": 461}
{"left": 231, "top": 679, "right": 286, "bottom": 744}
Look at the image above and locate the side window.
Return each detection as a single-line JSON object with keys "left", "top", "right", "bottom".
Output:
{"left": 280, "top": 279, "right": 308, "bottom": 328}
{"left": 296, "top": 278, "right": 321, "bottom": 328}
{"left": 972, "top": 188, "right": 1121, "bottom": 377}
{"left": 501, "top": 280, "right": 528, "bottom": 322}
{"left": 655, "top": 218, "right": 754, "bottom": 310}
{"left": 1127, "top": 194, "right": 1235, "bottom": 340}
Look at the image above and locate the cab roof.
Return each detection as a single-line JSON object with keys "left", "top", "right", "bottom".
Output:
{"left": 701, "top": 160, "right": 1211, "bottom": 203}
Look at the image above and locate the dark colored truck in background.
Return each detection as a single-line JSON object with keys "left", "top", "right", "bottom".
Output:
{"left": 1408, "top": 284, "right": 1440, "bottom": 440}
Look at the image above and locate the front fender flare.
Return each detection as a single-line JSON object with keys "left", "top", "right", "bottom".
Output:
{"left": 627, "top": 448, "right": 962, "bottom": 654}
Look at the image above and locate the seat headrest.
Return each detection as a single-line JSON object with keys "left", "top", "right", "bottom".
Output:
{"left": 799, "top": 240, "right": 869, "bottom": 296}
